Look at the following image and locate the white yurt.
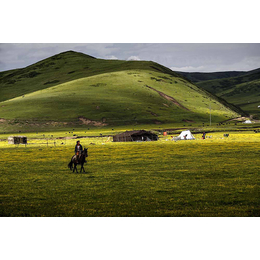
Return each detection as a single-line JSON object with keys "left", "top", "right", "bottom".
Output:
{"left": 177, "top": 130, "right": 195, "bottom": 140}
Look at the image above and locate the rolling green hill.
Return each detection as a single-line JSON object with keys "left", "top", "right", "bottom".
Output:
{"left": 0, "top": 51, "right": 240, "bottom": 131}
{"left": 0, "top": 51, "right": 180, "bottom": 102}
{"left": 185, "top": 68, "right": 260, "bottom": 119}
{"left": 219, "top": 79, "right": 260, "bottom": 118}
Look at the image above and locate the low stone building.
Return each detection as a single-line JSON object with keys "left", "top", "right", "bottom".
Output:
{"left": 8, "top": 136, "right": 27, "bottom": 144}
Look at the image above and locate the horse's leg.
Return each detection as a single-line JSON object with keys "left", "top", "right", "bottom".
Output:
{"left": 73, "top": 163, "right": 78, "bottom": 173}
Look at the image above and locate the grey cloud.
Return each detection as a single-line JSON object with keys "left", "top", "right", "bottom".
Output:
{"left": 0, "top": 43, "right": 260, "bottom": 72}
{"left": 127, "top": 56, "right": 141, "bottom": 61}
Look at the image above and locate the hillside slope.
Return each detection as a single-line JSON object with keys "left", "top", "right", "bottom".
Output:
{"left": 0, "top": 70, "right": 239, "bottom": 129}
{"left": 0, "top": 51, "right": 240, "bottom": 130}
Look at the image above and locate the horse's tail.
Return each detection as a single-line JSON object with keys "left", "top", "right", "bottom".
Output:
{"left": 68, "top": 160, "right": 73, "bottom": 170}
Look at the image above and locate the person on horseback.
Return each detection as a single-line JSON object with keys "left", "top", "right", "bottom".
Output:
{"left": 75, "top": 140, "right": 83, "bottom": 162}
{"left": 69, "top": 143, "right": 88, "bottom": 173}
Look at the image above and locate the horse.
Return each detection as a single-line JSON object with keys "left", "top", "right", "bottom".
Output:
{"left": 68, "top": 148, "right": 88, "bottom": 173}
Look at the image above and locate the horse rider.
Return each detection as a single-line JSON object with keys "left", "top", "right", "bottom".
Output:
{"left": 75, "top": 140, "right": 83, "bottom": 162}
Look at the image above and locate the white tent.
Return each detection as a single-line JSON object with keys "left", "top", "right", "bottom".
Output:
{"left": 177, "top": 130, "right": 195, "bottom": 140}
{"left": 243, "top": 120, "right": 252, "bottom": 124}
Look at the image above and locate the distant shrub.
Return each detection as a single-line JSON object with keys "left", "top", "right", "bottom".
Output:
{"left": 90, "top": 83, "right": 107, "bottom": 87}
{"left": 17, "top": 71, "right": 41, "bottom": 79}
{"left": 158, "top": 76, "right": 170, "bottom": 80}
{"left": 7, "top": 80, "right": 16, "bottom": 84}
{"left": 51, "top": 56, "right": 62, "bottom": 60}
{"left": 68, "top": 71, "right": 76, "bottom": 74}
{"left": 44, "top": 80, "right": 60, "bottom": 85}
{"left": 151, "top": 77, "right": 162, "bottom": 82}
{"left": 34, "top": 62, "right": 55, "bottom": 69}
{"left": 28, "top": 71, "right": 41, "bottom": 78}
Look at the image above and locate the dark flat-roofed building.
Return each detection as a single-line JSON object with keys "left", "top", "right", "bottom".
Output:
{"left": 113, "top": 130, "right": 158, "bottom": 142}
{"left": 8, "top": 136, "right": 27, "bottom": 144}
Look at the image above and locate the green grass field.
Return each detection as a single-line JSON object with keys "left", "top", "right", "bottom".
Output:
{"left": 1, "top": 131, "right": 259, "bottom": 217}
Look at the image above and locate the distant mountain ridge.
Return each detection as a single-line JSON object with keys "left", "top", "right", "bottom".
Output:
{"left": 176, "top": 68, "right": 260, "bottom": 119}
{"left": 176, "top": 70, "right": 248, "bottom": 83}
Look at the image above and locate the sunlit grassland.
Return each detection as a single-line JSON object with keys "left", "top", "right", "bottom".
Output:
{"left": 0, "top": 70, "right": 238, "bottom": 128}
{"left": 0, "top": 132, "right": 259, "bottom": 217}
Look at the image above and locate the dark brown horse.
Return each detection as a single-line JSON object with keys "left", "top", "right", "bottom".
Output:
{"left": 68, "top": 148, "right": 88, "bottom": 173}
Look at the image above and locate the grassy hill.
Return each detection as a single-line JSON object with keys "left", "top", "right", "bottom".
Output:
{"left": 0, "top": 51, "right": 180, "bottom": 102}
{"left": 186, "top": 68, "right": 260, "bottom": 119}
{"left": 0, "top": 51, "right": 240, "bottom": 131}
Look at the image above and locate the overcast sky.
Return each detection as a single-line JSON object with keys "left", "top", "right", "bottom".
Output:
{"left": 1, "top": 43, "right": 260, "bottom": 73}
